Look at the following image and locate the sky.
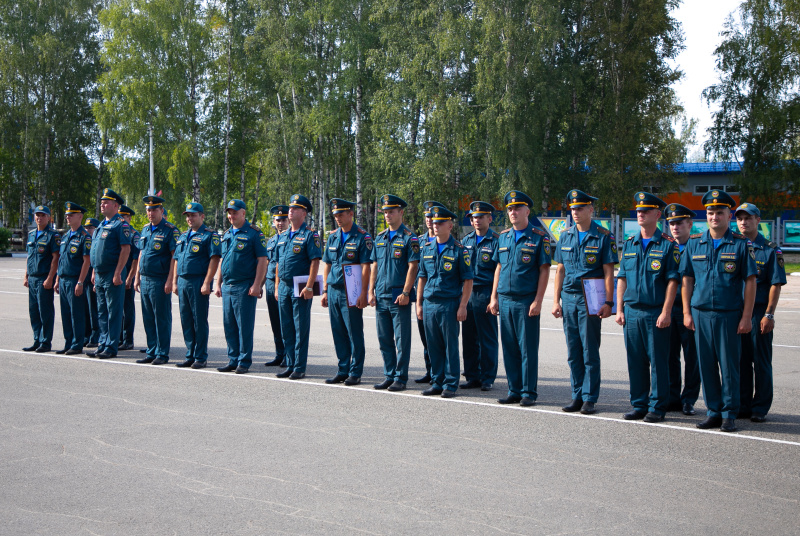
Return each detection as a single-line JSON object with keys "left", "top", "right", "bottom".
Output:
{"left": 670, "top": 0, "right": 744, "bottom": 159}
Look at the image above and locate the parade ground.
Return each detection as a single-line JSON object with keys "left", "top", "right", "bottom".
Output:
{"left": 1, "top": 257, "right": 799, "bottom": 535}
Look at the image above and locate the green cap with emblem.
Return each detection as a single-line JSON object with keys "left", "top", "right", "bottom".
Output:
{"left": 634, "top": 191, "right": 666, "bottom": 211}
{"left": 64, "top": 202, "right": 87, "bottom": 214}
{"left": 34, "top": 205, "right": 51, "bottom": 215}
{"left": 469, "top": 201, "right": 495, "bottom": 215}
{"left": 380, "top": 194, "right": 408, "bottom": 210}
{"left": 288, "top": 194, "right": 313, "bottom": 213}
{"left": 118, "top": 205, "right": 135, "bottom": 216}
{"left": 702, "top": 189, "right": 736, "bottom": 209}
{"left": 504, "top": 190, "right": 533, "bottom": 208}
{"left": 734, "top": 202, "right": 760, "bottom": 218}
{"left": 663, "top": 203, "right": 694, "bottom": 221}
{"left": 100, "top": 188, "right": 125, "bottom": 205}
{"left": 422, "top": 201, "right": 445, "bottom": 217}
{"left": 142, "top": 195, "right": 165, "bottom": 208}
{"left": 226, "top": 199, "right": 247, "bottom": 211}
{"left": 428, "top": 205, "right": 457, "bottom": 221}
{"left": 83, "top": 217, "right": 100, "bottom": 228}
{"left": 566, "top": 189, "right": 597, "bottom": 208}
{"left": 182, "top": 202, "right": 204, "bottom": 214}
{"left": 270, "top": 205, "right": 289, "bottom": 219}
{"left": 329, "top": 198, "right": 356, "bottom": 214}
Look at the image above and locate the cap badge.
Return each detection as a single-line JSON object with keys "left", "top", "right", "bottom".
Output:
{"left": 572, "top": 191, "right": 578, "bottom": 198}
{"left": 638, "top": 193, "right": 645, "bottom": 200}
{"left": 186, "top": 204, "right": 192, "bottom": 210}
{"left": 510, "top": 192, "right": 516, "bottom": 198}
{"left": 712, "top": 190, "right": 719, "bottom": 198}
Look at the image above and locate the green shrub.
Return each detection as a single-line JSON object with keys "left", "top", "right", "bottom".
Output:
{"left": 0, "top": 227, "right": 11, "bottom": 252}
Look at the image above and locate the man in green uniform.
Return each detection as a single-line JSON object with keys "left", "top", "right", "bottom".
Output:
{"left": 118, "top": 205, "right": 140, "bottom": 351}
{"left": 552, "top": 190, "right": 617, "bottom": 415}
{"left": 488, "top": 191, "right": 551, "bottom": 406}
{"left": 368, "top": 194, "right": 420, "bottom": 391}
{"left": 616, "top": 192, "right": 680, "bottom": 423}
{"left": 23, "top": 205, "right": 60, "bottom": 352}
{"left": 414, "top": 200, "right": 444, "bottom": 384}
{"left": 215, "top": 199, "right": 268, "bottom": 373}
{"left": 735, "top": 202, "right": 786, "bottom": 422}
{"left": 88, "top": 188, "right": 132, "bottom": 359}
{"left": 664, "top": 203, "right": 700, "bottom": 416}
{"left": 274, "top": 194, "right": 322, "bottom": 380}
{"left": 416, "top": 205, "right": 473, "bottom": 398}
{"left": 264, "top": 205, "right": 290, "bottom": 367}
{"left": 321, "top": 199, "right": 373, "bottom": 386}
{"left": 82, "top": 217, "right": 101, "bottom": 348}
{"left": 680, "top": 190, "right": 758, "bottom": 432}
{"left": 55, "top": 202, "right": 91, "bottom": 355}
{"left": 134, "top": 196, "right": 178, "bottom": 365}
{"left": 461, "top": 201, "right": 500, "bottom": 391}
{"left": 172, "top": 202, "right": 221, "bottom": 369}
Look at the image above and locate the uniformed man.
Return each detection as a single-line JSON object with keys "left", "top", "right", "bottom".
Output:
{"left": 134, "top": 196, "right": 178, "bottom": 365}
{"left": 664, "top": 203, "right": 701, "bottom": 416}
{"left": 215, "top": 199, "right": 268, "bottom": 373}
{"left": 54, "top": 202, "right": 91, "bottom": 355}
{"left": 88, "top": 188, "right": 132, "bottom": 359}
{"left": 735, "top": 202, "right": 786, "bottom": 422}
{"left": 368, "top": 194, "right": 420, "bottom": 392}
{"left": 416, "top": 205, "right": 473, "bottom": 398}
{"left": 461, "top": 201, "right": 500, "bottom": 391}
{"left": 488, "top": 192, "right": 551, "bottom": 406}
{"left": 118, "top": 205, "right": 140, "bottom": 350}
{"left": 616, "top": 192, "right": 681, "bottom": 423}
{"left": 264, "top": 205, "right": 290, "bottom": 367}
{"left": 680, "top": 189, "right": 757, "bottom": 432}
{"left": 321, "top": 199, "right": 373, "bottom": 386}
{"left": 23, "top": 205, "right": 60, "bottom": 352}
{"left": 414, "top": 200, "right": 444, "bottom": 384}
{"left": 274, "top": 194, "right": 322, "bottom": 380}
{"left": 552, "top": 189, "right": 618, "bottom": 414}
{"left": 82, "top": 217, "right": 101, "bottom": 348}
{"left": 172, "top": 202, "right": 221, "bottom": 369}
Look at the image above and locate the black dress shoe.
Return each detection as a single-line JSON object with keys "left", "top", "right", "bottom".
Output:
{"left": 623, "top": 409, "right": 647, "bottom": 420}
{"left": 344, "top": 376, "right": 361, "bottom": 386}
{"left": 562, "top": 399, "right": 583, "bottom": 412}
{"left": 520, "top": 397, "right": 536, "bottom": 407}
{"left": 665, "top": 402, "right": 683, "bottom": 412}
{"left": 696, "top": 416, "right": 723, "bottom": 429}
{"left": 682, "top": 403, "right": 696, "bottom": 416}
{"left": 280, "top": 360, "right": 288, "bottom": 368}
{"left": 85, "top": 351, "right": 97, "bottom": 358}
{"left": 580, "top": 402, "right": 597, "bottom": 415}
{"left": 388, "top": 382, "right": 406, "bottom": 392}
{"left": 422, "top": 387, "right": 443, "bottom": 396}
{"left": 55, "top": 349, "right": 68, "bottom": 355}
{"left": 276, "top": 368, "right": 292, "bottom": 378}
{"left": 414, "top": 373, "right": 432, "bottom": 384}
{"left": 750, "top": 414, "right": 767, "bottom": 423}
{"left": 373, "top": 379, "right": 393, "bottom": 389}
{"left": 289, "top": 371, "right": 305, "bottom": 380}
{"left": 643, "top": 412, "right": 665, "bottom": 423}
{"left": 235, "top": 366, "right": 248, "bottom": 374}
{"left": 97, "top": 352, "right": 115, "bottom": 359}
{"left": 459, "top": 379, "right": 482, "bottom": 389}
{"left": 35, "top": 346, "right": 51, "bottom": 353}
{"left": 65, "top": 349, "right": 81, "bottom": 355}
{"left": 22, "top": 344, "right": 39, "bottom": 352}
{"left": 326, "top": 374, "right": 348, "bottom": 384}
{"left": 441, "top": 390, "right": 456, "bottom": 398}
{"left": 151, "top": 357, "right": 168, "bottom": 365}
{"left": 481, "top": 383, "right": 493, "bottom": 391}
{"left": 191, "top": 361, "right": 206, "bottom": 369}
{"left": 136, "top": 356, "right": 155, "bottom": 364}
{"left": 118, "top": 343, "right": 134, "bottom": 351}
{"left": 264, "top": 356, "right": 284, "bottom": 366}
{"left": 175, "top": 359, "right": 194, "bottom": 368}
{"left": 720, "top": 418, "right": 737, "bottom": 432}
{"left": 85, "top": 343, "right": 98, "bottom": 348}
{"left": 217, "top": 364, "right": 237, "bottom": 372}
{"left": 498, "top": 395, "right": 522, "bottom": 404}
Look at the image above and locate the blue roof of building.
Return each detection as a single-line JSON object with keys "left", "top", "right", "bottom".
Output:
{"left": 673, "top": 162, "right": 741, "bottom": 174}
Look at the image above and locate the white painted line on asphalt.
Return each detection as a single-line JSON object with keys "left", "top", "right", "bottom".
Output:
{"left": 3, "top": 347, "right": 799, "bottom": 448}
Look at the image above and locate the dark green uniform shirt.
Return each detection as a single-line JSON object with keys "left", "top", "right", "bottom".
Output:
{"left": 125, "top": 229, "right": 141, "bottom": 273}
{"left": 139, "top": 219, "right": 179, "bottom": 279}
{"left": 462, "top": 229, "right": 499, "bottom": 288}
{"left": 266, "top": 231, "right": 284, "bottom": 282}
{"left": 418, "top": 236, "right": 473, "bottom": 300}
{"left": 220, "top": 220, "right": 268, "bottom": 285}
{"left": 371, "top": 224, "right": 420, "bottom": 299}
{"left": 679, "top": 229, "right": 758, "bottom": 311}
{"left": 617, "top": 231, "right": 681, "bottom": 308}
{"left": 322, "top": 224, "right": 373, "bottom": 288}
{"left": 749, "top": 233, "right": 787, "bottom": 305}
{"left": 27, "top": 227, "right": 61, "bottom": 277}
{"left": 492, "top": 224, "right": 551, "bottom": 298}
{"left": 554, "top": 221, "right": 618, "bottom": 294}
{"left": 175, "top": 224, "right": 222, "bottom": 277}
{"left": 57, "top": 227, "right": 90, "bottom": 278}
{"left": 90, "top": 215, "right": 133, "bottom": 274}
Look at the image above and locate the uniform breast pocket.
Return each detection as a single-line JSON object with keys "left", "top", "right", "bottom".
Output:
{"left": 497, "top": 249, "right": 509, "bottom": 264}
{"left": 646, "top": 257, "right": 664, "bottom": 272}
{"left": 622, "top": 255, "right": 637, "bottom": 271}
{"left": 139, "top": 236, "right": 148, "bottom": 248}
{"left": 719, "top": 258, "right": 738, "bottom": 276}
{"left": 583, "top": 250, "right": 600, "bottom": 268}
{"left": 391, "top": 246, "right": 404, "bottom": 260}
{"left": 479, "top": 249, "right": 493, "bottom": 264}
{"left": 519, "top": 248, "right": 534, "bottom": 265}
{"left": 235, "top": 238, "right": 249, "bottom": 252}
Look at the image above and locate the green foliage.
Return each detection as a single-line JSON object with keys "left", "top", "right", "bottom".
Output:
{"left": 0, "top": 226, "right": 11, "bottom": 252}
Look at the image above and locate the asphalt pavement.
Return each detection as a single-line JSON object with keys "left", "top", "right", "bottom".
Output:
{"left": 1, "top": 257, "right": 799, "bottom": 535}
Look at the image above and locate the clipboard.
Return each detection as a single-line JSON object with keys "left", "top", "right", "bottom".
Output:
{"left": 293, "top": 275, "right": 324, "bottom": 297}
{"left": 343, "top": 264, "right": 362, "bottom": 307}
{"left": 581, "top": 277, "right": 618, "bottom": 316}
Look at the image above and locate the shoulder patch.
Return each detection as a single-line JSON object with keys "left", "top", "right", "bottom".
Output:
{"left": 531, "top": 228, "right": 546, "bottom": 237}
{"left": 766, "top": 240, "right": 779, "bottom": 249}
{"left": 732, "top": 232, "right": 746, "bottom": 239}
{"left": 250, "top": 225, "right": 261, "bottom": 233}
{"left": 454, "top": 240, "right": 463, "bottom": 248}
{"left": 404, "top": 228, "right": 411, "bottom": 235}
{"left": 690, "top": 233, "right": 702, "bottom": 239}
{"left": 597, "top": 227, "right": 610, "bottom": 236}
{"left": 500, "top": 228, "right": 511, "bottom": 234}
{"left": 358, "top": 227, "right": 366, "bottom": 234}
{"left": 661, "top": 232, "right": 675, "bottom": 242}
